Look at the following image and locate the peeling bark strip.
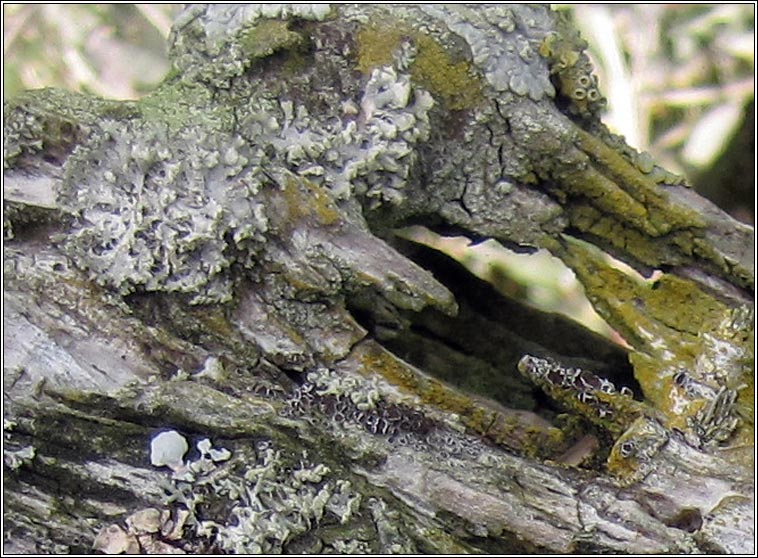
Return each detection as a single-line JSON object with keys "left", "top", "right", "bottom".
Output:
{"left": 3, "top": 4, "right": 753, "bottom": 554}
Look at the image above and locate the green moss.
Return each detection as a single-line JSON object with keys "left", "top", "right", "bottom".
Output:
{"left": 282, "top": 176, "right": 341, "bottom": 226}
{"left": 137, "top": 80, "right": 233, "bottom": 134}
{"left": 356, "top": 26, "right": 401, "bottom": 74}
{"left": 353, "top": 342, "right": 567, "bottom": 458}
{"left": 239, "top": 19, "right": 305, "bottom": 60}
{"left": 573, "top": 129, "right": 706, "bottom": 234}
{"left": 356, "top": 25, "right": 483, "bottom": 110}
{"left": 566, "top": 205, "right": 705, "bottom": 274}
{"left": 559, "top": 237, "right": 750, "bottom": 439}
{"left": 162, "top": 65, "right": 183, "bottom": 83}
{"left": 410, "top": 34, "right": 483, "bottom": 111}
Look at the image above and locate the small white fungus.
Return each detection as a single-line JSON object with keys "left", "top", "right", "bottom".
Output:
{"left": 150, "top": 430, "right": 189, "bottom": 470}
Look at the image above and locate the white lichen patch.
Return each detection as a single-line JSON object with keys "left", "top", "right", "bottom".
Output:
{"left": 326, "top": 479, "right": 363, "bottom": 524}
{"left": 307, "top": 366, "right": 382, "bottom": 410}
{"left": 197, "top": 437, "right": 232, "bottom": 463}
{"left": 194, "top": 356, "right": 225, "bottom": 382}
{"left": 162, "top": 508, "right": 191, "bottom": 541}
{"left": 331, "top": 538, "right": 372, "bottom": 553}
{"left": 147, "top": 434, "right": 368, "bottom": 553}
{"left": 57, "top": 122, "right": 269, "bottom": 303}
{"left": 698, "top": 331, "right": 748, "bottom": 385}
{"left": 292, "top": 462, "right": 330, "bottom": 484}
{"left": 347, "top": 66, "right": 435, "bottom": 206}
{"left": 169, "top": 437, "right": 234, "bottom": 482}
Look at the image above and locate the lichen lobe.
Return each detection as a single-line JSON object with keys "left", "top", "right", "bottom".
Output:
{"left": 57, "top": 121, "right": 269, "bottom": 303}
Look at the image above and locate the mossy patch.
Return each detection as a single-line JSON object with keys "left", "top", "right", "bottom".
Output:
{"left": 566, "top": 205, "right": 704, "bottom": 275}
{"left": 237, "top": 19, "right": 312, "bottom": 76}
{"left": 239, "top": 19, "right": 305, "bottom": 60}
{"left": 356, "top": 25, "right": 483, "bottom": 110}
{"left": 560, "top": 236, "right": 750, "bottom": 447}
{"left": 643, "top": 274, "right": 727, "bottom": 333}
{"left": 353, "top": 341, "right": 567, "bottom": 458}
{"left": 356, "top": 26, "right": 405, "bottom": 76}
{"left": 548, "top": 129, "right": 706, "bottom": 239}
{"left": 281, "top": 176, "right": 341, "bottom": 227}
{"left": 410, "top": 34, "right": 483, "bottom": 111}
{"left": 137, "top": 80, "right": 233, "bottom": 135}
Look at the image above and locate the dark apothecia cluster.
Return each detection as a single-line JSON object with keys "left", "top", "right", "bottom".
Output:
{"left": 278, "top": 376, "right": 435, "bottom": 440}
{"left": 518, "top": 354, "right": 634, "bottom": 422}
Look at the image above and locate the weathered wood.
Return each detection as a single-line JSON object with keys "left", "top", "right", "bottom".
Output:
{"left": 3, "top": 4, "right": 753, "bottom": 554}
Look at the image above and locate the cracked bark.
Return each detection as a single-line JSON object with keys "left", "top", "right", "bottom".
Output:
{"left": 3, "top": 4, "right": 753, "bottom": 554}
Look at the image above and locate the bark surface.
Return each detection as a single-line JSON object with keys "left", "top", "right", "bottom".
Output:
{"left": 3, "top": 4, "right": 754, "bottom": 554}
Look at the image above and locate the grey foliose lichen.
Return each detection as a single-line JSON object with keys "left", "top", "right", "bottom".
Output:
{"left": 170, "top": 4, "right": 331, "bottom": 88}
{"left": 51, "top": 68, "right": 435, "bottom": 303}
{"left": 421, "top": 4, "right": 556, "bottom": 101}
{"left": 3, "top": 103, "right": 44, "bottom": 169}
{"left": 190, "top": 3, "right": 332, "bottom": 45}
{"left": 3, "top": 88, "right": 100, "bottom": 170}
{"left": 187, "top": 439, "right": 363, "bottom": 554}
{"left": 238, "top": 65, "right": 433, "bottom": 207}
{"left": 44, "top": 4, "right": 572, "bottom": 304}
{"left": 57, "top": 120, "right": 269, "bottom": 304}
{"left": 367, "top": 497, "right": 415, "bottom": 554}
{"left": 120, "top": 3, "right": 573, "bottom": 254}
{"left": 335, "top": 66, "right": 434, "bottom": 206}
